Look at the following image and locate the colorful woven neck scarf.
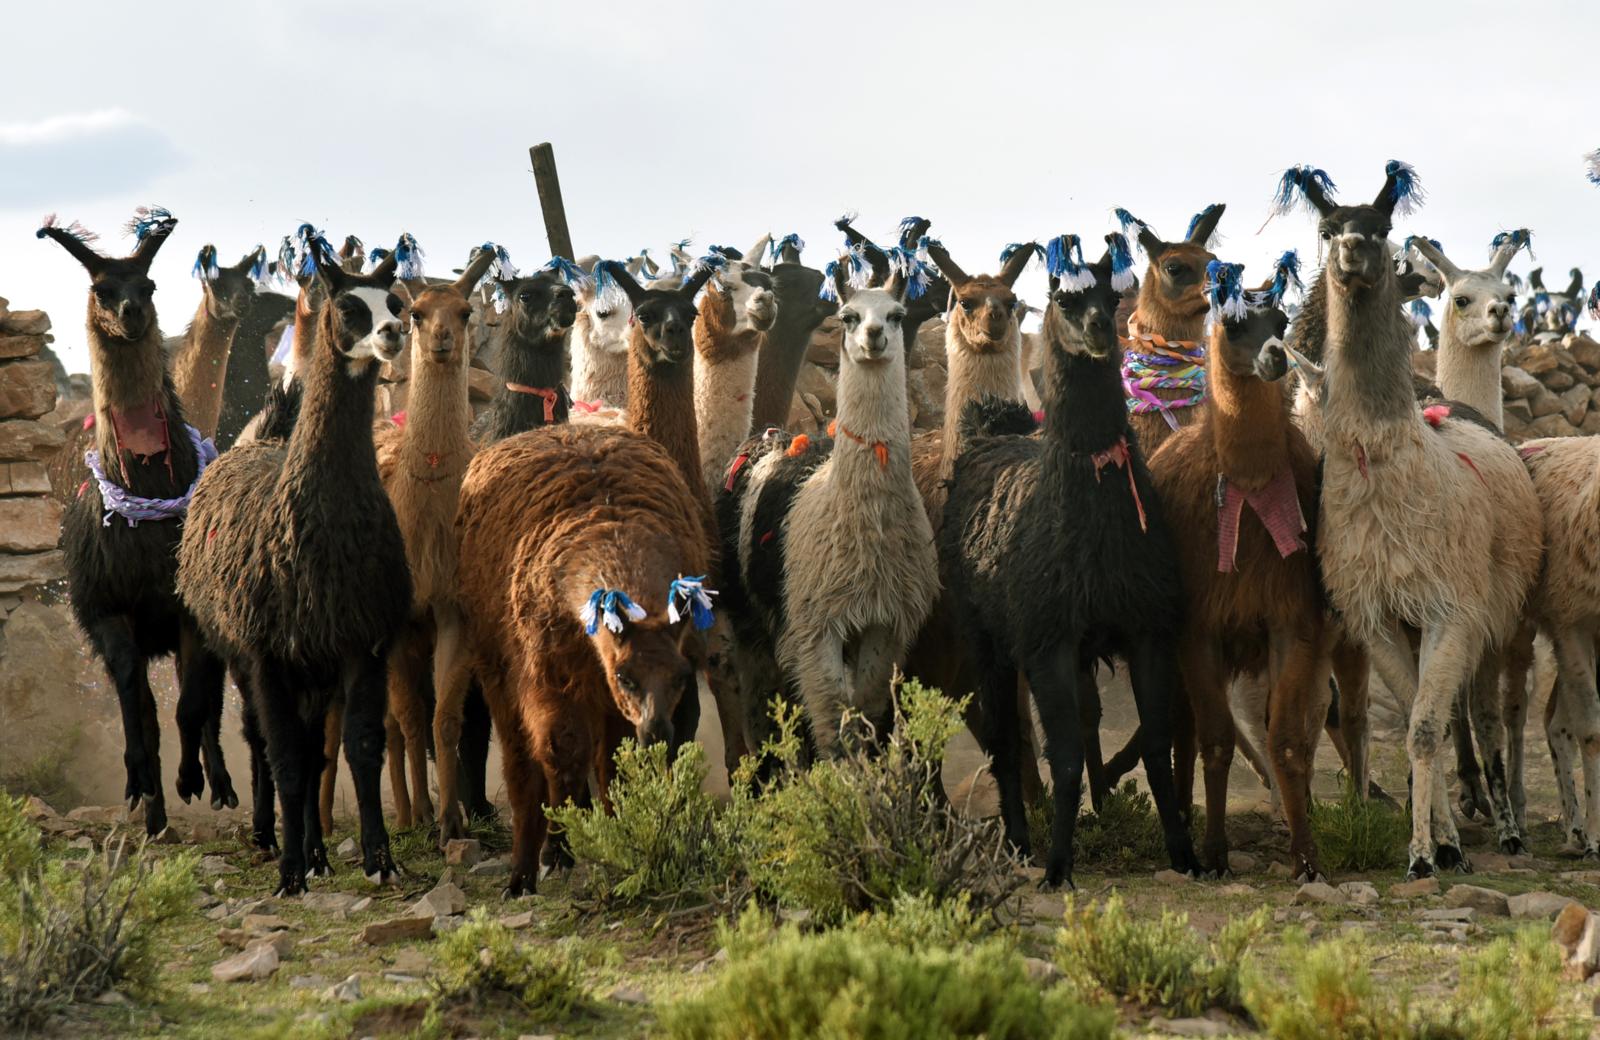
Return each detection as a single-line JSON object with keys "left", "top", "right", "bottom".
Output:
{"left": 1120, "top": 320, "right": 1207, "bottom": 430}
{"left": 1215, "top": 468, "right": 1307, "bottom": 572}
{"left": 85, "top": 423, "right": 217, "bottom": 528}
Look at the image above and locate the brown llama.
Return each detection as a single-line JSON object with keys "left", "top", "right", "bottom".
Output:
{"left": 693, "top": 240, "right": 777, "bottom": 492}
{"left": 171, "top": 244, "right": 268, "bottom": 440}
{"left": 366, "top": 245, "right": 501, "bottom": 830}
{"left": 1147, "top": 257, "right": 1328, "bottom": 880}
{"left": 749, "top": 235, "right": 840, "bottom": 432}
{"left": 452, "top": 424, "right": 714, "bottom": 894}
{"left": 37, "top": 208, "right": 236, "bottom": 836}
{"left": 1278, "top": 161, "right": 1541, "bottom": 875}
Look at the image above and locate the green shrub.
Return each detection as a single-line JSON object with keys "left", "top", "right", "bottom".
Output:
{"left": 1057, "top": 892, "right": 1265, "bottom": 1016}
{"left": 1310, "top": 786, "right": 1409, "bottom": 872}
{"left": 0, "top": 797, "right": 198, "bottom": 1029}
{"left": 735, "top": 681, "right": 1024, "bottom": 922}
{"left": 1029, "top": 780, "right": 1171, "bottom": 871}
{"left": 847, "top": 892, "right": 987, "bottom": 951}
{"left": 1242, "top": 928, "right": 1584, "bottom": 1040}
{"left": 431, "top": 908, "right": 583, "bottom": 1019}
{"left": 665, "top": 906, "right": 1114, "bottom": 1040}
{"left": 548, "top": 739, "right": 736, "bottom": 908}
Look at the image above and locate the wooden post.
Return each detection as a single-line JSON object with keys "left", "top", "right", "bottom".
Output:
{"left": 529, "top": 143, "right": 574, "bottom": 261}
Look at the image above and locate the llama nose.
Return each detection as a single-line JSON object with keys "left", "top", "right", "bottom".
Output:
{"left": 864, "top": 325, "right": 886, "bottom": 353}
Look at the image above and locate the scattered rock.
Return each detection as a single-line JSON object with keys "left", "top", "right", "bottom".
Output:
{"left": 1149, "top": 1016, "right": 1231, "bottom": 1037}
{"left": 609, "top": 985, "right": 650, "bottom": 1006}
{"left": 243, "top": 913, "right": 292, "bottom": 933}
{"left": 336, "top": 837, "right": 358, "bottom": 860}
{"left": 1226, "top": 851, "right": 1257, "bottom": 874}
{"left": 1508, "top": 892, "right": 1581, "bottom": 921}
{"left": 323, "top": 974, "right": 362, "bottom": 1003}
{"left": 471, "top": 855, "right": 511, "bottom": 877}
{"left": 500, "top": 910, "right": 535, "bottom": 930}
{"left": 444, "top": 838, "right": 482, "bottom": 868}
{"left": 391, "top": 948, "right": 432, "bottom": 976}
{"left": 1294, "top": 882, "right": 1347, "bottom": 906}
{"left": 288, "top": 974, "right": 330, "bottom": 990}
{"left": 302, "top": 891, "right": 361, "bottom": 915}
{"left": 1420, "top": 907, "right": 1475, "bottom": 923}
{"left": 349, "top": 896, "right": 374, "bottom": 914}
{"left": 1338, "top": 882, "right": 1381, "bottom": 907}
{"left": 211, "top": 942, "right": 280, "bottom": 982}
{"left": 1557, "top": 908, "right": 1600, "bottom": 979}
{"left": 1153, "top": 869, "right": 1191, "bottom": 886}
{"left": 360, "top": 915, "right": 434, "bottom": 946}
{"left": 1444, "top": 884, "right": 1510, "bottom": 916}
{"left": 412, "top": 881, "right": 467, "bottom": 918}
{"left": 20, "top": 795, "right": 56, "bottom": 820}
{"left": 1389, "top": 877, "right": 1439, "bottom": 899}
{"left": 1554, "top": 903, "right": 1590, "bottom": 949}
{"left": 1502, "top": 365, "right": 1543, "bottom": 399}
{"left": 199, "top": 855, "right": 240, "bottom": 876}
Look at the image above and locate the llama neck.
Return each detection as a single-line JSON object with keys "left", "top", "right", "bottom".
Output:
{"left": 571, "top": 311, "right": 628, "bottom": 407}
{"left": 172, "top": 299, "right": 240, "bottom": 439}
{"left": 284, "top": 330, "right": 380, "bottom": 490}
{"left": 1132, "top": 286, "right": 1207, "bottom": 343}
{"left": 694, "top": 301, "right": 762, "bottom": 487}
{"left": 400, "top": 344, "right": 474, "bottom": 469}
{"left": 87, "top": 316, "right": 193, "bottom": 486}
{"left": 940, "top": 322, "right": 1024, "bottom": 478}
{"left": 1434, "top": 312, "right": 1506, "bottom": 430}
{"left": 1039, "top": 341, "right": 1130, "bottom": 460}
{"left": 1321, "top": 273, "right": 1421, "bottom": 447}
{"left": 751, "top": 281, "right": 826, "bottom": 431}
{"left": 482, "top": 327, "right": 569, "bottom": 441}
{"left": 627, "top": 334, "right": 703, "bottom": 497}
{"left": 1206, "top": 334, "right": 1292, "bottom": 485}
{"left": 834, "top": 344, "right": 914, "bottom": 472}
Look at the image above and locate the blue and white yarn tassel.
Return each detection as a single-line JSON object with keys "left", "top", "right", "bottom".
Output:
{"left": 1205, "top": 260, "right": 1248, "bottom": 324}
{"left": 36, "top": 213, "right": 99, "bottom": 244}
{"left": 897, "top": 215, "right": 927, "bottom": 240}
{"left": 667, "top": 575, "right": 717, "bottom": 631}
{"left": 295, "top": 223, "right": 338, "bottom": 277}
{"left": 885, "top": 245, "right": 932, "bottom": 300}
{"left": 770, "top": 233, "right": 804, "bottom": 263}
{"left": 581, "top": 589, "right": 647, "bottom": 636}
{"left": 1113, "top": 208, "right": 1150, "bottom": 254}
{"left": 1263, "top": 250, "right": 1303, "bottom": 307}
{"left": 247, "top": 247, "right": 270, "bottom": 285}
{"left": 593, "top": 261, "right": 631, "bottom": 312}
{"left": 124, "top": 205, "right": 176, "bottom": 241}
{"left": 1385, "top": 160, "right": 1424, "bottom": 216}
{"left": 192, "top": 245, "right": 221, "bottom": 282}
{"left": 393, "top": 233, "right": 425, "bottom": 280}
{"left": 1267, "top": 166, "right": 1338, "bottom": 217}
{"left": 686, "top": 251, "right": 729, "bottom": 285}
{"left": 1046, "top": 235, "right": 1096, "bottom": 292}
{"left": 542, "top": 255, "right": 591, "bottom": 292}
{"left": 1408, "top": 299, "right": 1433, "bottom": 328}
{"left": 1106, "top": 233, "right": 1137, "bottom": 292}
{"left": 1489, "top": 228, "right": 1533, "bottom": 261}
{"left": 1585, "top": 149, "right": 1600, "bottom": 187}
{"left": 364, "top": 247, "right": 391, "bottom": 273}
{"left": 1506, "top": 271, "right": 1525, "bottom": 293}
{"left": 1185, "top": 205, "right": 1223, "bottom": 247}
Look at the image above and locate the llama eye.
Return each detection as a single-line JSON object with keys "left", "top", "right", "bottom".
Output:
{"left": 518, "top": 292, "right": 532, "bottom": 303}
{"left": 1454, "top": 296, "right": 1470, "bottom": 309}
{"left": 615, "top": 673, "right": 638, "bottom": 693}
{"left": 1164, "top": 263, "right": 1183, "bottom": 278}
{"left": 960, "top": 300, "right": 974, "bottom": 313}
{"left": 841, "top": 312, "right": 859, "bottom": 326}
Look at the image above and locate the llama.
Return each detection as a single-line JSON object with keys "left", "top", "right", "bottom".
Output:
{"left": 749, "top": 235, "right": 837, "bottom": 432}
{"left": 38, "top": 209, "right": 236, "bottom": 836}
{"left": 720, "top": 253, "right": 939, "bottom": 756}
{"left": 177, "top": 241, "right": 410, "bottom": 894}
{"left": 368, "top": 244, "right": 502, "bottom": 831}
{"left": 939, "top": 232, "right": 1198, "bottom": 888}
{"left": 692, "top": 243, "right": 778, "bottom": 491}
{"left": 1147, "top": 256, "right": 1327, "bottom": 880}
{"left": 171, "top": 245, "right": 268, "bottom": 440}
{"left": 1276, "top": 161, "right": 1542, "bottom": 874}
{"left": 1112, "top": 203, "right": 1225, "bottom": 454}
{"left": 832, "top": 215, "right": 950, "bottom": 355}
{"left": 570, "top": 268, "right": 632, "bottom": 410}
{"left": 471, "top": 259, "right": 582, "bottom": 444}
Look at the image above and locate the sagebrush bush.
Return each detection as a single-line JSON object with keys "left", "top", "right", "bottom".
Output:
{"left": 0, "top": 796, "right": 198, "bottom": 1029}
{"left": 664, "top": 905, "right": 1115, "bottom": 1040}
{"left": 1057, "top": 892, "right": 1265, "bottom": 1016}
{"left": 431, "top": 908, "right": 583, "bottom": 1019}
{"left": 1029, "top": 780, "right": 1170, "bottom": 871}
{"left": 548, "top": 739, "right": 736, "bottom": 908}
{"left": 1243, "top": 927, "right": 1584, "bottom": 1040}
{"left": 735, "top": 681, "right": 1024, "bottom": 922}
{"left": 1310, "top": 786, "right": 1408, "bottom": 872}
{"left": 847, "top": 892, "right": 987, "bottom": 951}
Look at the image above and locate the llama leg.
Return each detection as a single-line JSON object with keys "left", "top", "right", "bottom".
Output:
{"left": 1127, "top": 632, "right": 1201, "bottom": 876}
{"left": 677, "top": 672, "right": 706, "bottom": 754}
{"left": 300, "top": 712, "right": 331, "bottom": 879}
{"left": 1178, "top": 637, "right": 1233, "bottom": 877}
{"left": 1551, "top": 626, "right": 1600, "bottom": 858}
{"left": 1080, "top": 677, "right": 1109, "bottom": 811}
{"left": 342, "top": 653, "right": 396, "bottom": 884}
{"left": 1331, "top": 636, "right": 1374, "bottom": 801}
{"left": 1408, "top": 623, "right": 1480, "bottom": 877}
{"left": 1451, "top": 684, "right": 1489, "bottom": 821}
{"left": 254, "top": 659, "right": 312, "bottom": 895}
{"left": 1267, "top": 628, "right": 1323, "bottom": 882}
{"left": 1502, "top": 623, "right": 1535, "bottom": 835}
{"left": 500, "top": 725, "right": 545, "bottom": 897}
{"left": 393, "top": 636, "right": 436, "bottom": 829}
{"left": 385, "top": 708, "right": 412, "bottom": 830}
{"left": 237, "top": 672, "right": 277, "bottom": 854}
{"left": 974, "top": 633, "right": 1028, "bottom": 858}
{"left": 460, "top": 680, "right": 495, "bottom": 820}
{"left": 176, "top": 620, "right": 236, "bottom": 810}
{"left": 792, "top": 629, "right": 851, "bottom": 757}
{"left": 319, "top": 704, "right": 341, "bottom": 834}
{"left": 847, "top": 624, "right": 898, "bottom": 743}
{"left": 431, "top": 612, "right": 473, "bottom": 844}
{"left": 93, "top": 618, "right": 167, "bottom": 835}
{"left": 1467, "top": 651, "right": 1521, "bottom": 854}
{"left": 1230, "top": 673, "right": 1276, "bottom": 794}
{"left": 707, "top": 619, "right": 751, "bottom": 773}
{"left": 1024, "top": 642, "right": 1087, "bottom": 890}
{"left": 1545, "top": 666, "right": 1584, "bottom": 852}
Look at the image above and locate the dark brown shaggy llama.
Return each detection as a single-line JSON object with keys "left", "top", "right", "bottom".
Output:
{"left": 451, "top": 424, "right": 712, "bottom": 895}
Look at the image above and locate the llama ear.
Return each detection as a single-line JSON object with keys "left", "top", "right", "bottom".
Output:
{"left": 1137, "top": 227, "right": 1165, "bottom": 262}
{"left": 339, "top": 235, "right": 365, "bottom": 264}
{"left": 36, "top": 218, "right": 106, "bottom": 275}
{"left": 998, "top": 242, "right": 1038, "bottom": 289}
{"left": 1566, "top": 268, "right": 1583, "bottom": 299}
{"left": 745, "top": 232, "right": 772, "bottom": 268}
{"left": 831, "top": 259, "right": 854, "bottom": 305}
{"left": 1528, "top": 267, "right": 1545, "bottom": 291}
{"left": 1408, "top": 238, "right": 1460, "bottom": 283}
{"left": 885, "top": 270, "right": 909, "bottom": 303}
{"left": 392, "top": 278, "right": 417, "bottom": 310}
{"left": 129, "top": 216, "right": 178, "bottom": 271}
{"left": 1185, "top": 204, "right": 1225, "bottom": 247}
{"left": 835, "top": 215, "right": 889, "bottom": 285}
{"left": 599, "top": 262, "right": 649, "bottom": 308}
{"left": 230, "top": 246, "right": 266, "bottom": 277}
{"left": 452, "top": 245, "right": 498, "bottom": 297}
{"left": 923, "top": 240, "right": 969, "bottom": 288}
{"left": 312, "top": 243, "right": 348, "bottom": 294}
{"left": 680, "top": 263, "right": 718, "bottom": 301}
{"left": 1374, "top": 160, "right": 1424, "bottom": 218}
{"left": 1486, "top": 230, "right": 1530, "bottom": 279}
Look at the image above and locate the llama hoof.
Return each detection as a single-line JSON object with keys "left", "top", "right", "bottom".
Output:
{"left": 1582, "top": 844, "right": 1600, "bottom": 862}
{"left": 1498, "top": 836, "right": 1526, "bottom": 856}
{"left": 1406, "top": 857, "right": 1435, "bottom": 880}
{"left": 1294, "top": 869, "right": 1328, "bottom": 885}
{"left": 274, "top": 871, "right": 308, "bottom": 897}
{"left": 362, "top": 846, "right": 397, "bottom": 885}
{"left": 1037, "top": 875, "right": 1075, "bottom": 893}
{"left": 175, "top": 761, "right": 205, "bottom": 804}
{"left": 1434, "top": 844, "right": 1469, "bottom": 873}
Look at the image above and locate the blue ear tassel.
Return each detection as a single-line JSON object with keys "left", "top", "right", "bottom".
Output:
{"left": 1385, "top": 160, "right": 1424, "bottom": 217}
{"left": 1506, "top": 270, "right": 1524, "bottom": 293}
{"left": 667, "top": 575, "right": 717, "bottom": 631}
{"left": 1204, "top": 260, "right": 1247, "bottom": 323}
{"left": 844, "top": 246, "right": 873, "bottom": 290}
{"left": 581, "top": 588, "right": 646, "bottom": 636}
{"left": 897, "top": 216, "right": 926, "bottom": 239}
{"left": 885, "top": 245, "right": 932, "bottom": 300}
{"left": 1585, "top": 149, "right": 1600, "bottom": 186}
{"left": 1408, "top": 299, "right": 1432, "bottom": 327}
{"left": 123, "top": 205, "right": 176, "bottom": 240}
{"left": 834, "top": 211, "right": 859, "bottom": 233}
{"left": 1489, "top": 229, "right": 1533, "bottom": 261}
{"left": 541, "top": 255, "right": 592, "bottom": 292}
{"left": 1106, "top": 233, "right": 1137, "bottom": 292}
{"left": 998, "top": 242, "right": 1045, "bottom": 267}
{"left": 1588, "top": 284, "right": 1600, "bottom": 320}
{"left": 771, "top": 233, "right": 805, "bottom": 263}
{"left": 686, "top": 251, "right": 729, "bottom": 283}
{"left": 1046, "top": 235, "right": 1096, "bottom": 292}
{"left": 36, "top": 213, "right": 99, "bottom": 243}
{"left": 819, "top": 259, "right": 841, "bottom": 302}
{"left": 248, "top": 247, "right": 269, "bottom": 284}
{"left": 393, "top": 233, "right": 425, "bottom": 280}
{"left": 192, "top": 245, "right": 220, "bottom": 282}
{"left": 593, "top": 260, "right": 631, "bottom": 311}
{"left": 1263, "top": 249, "right": 1303, "bottom": 307}
{"left": 1113, "top": 208, "right": 1150, "bottom": 255}
{"left": 1534, "top": 290, "right": 1551, "bottom": 316}
{"left": 1185, "top": 205, "right": 1223, "bottom": 247}
{"left": 295, "top": 224, "right": 338, "bottom": 277}
{"left": 1267, "top": 165, "right": 1338, "bottom": 217}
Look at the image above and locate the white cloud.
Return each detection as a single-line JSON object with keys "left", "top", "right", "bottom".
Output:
{"left": 0, "top": 109, "right": 183, "bottom": 211}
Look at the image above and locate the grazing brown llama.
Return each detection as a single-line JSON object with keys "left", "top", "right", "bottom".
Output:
{"left": 177, "top": 242, "right": 410, "bottom": 894}
{"left": 367, "top": 245, "right": 502, "bottom": 830}
{"left": 452, "top": 424, "right": 714, "bottom": 894}
{"left": 171, "top": 244, "right": 268, "bottom": 440}
{"left": 1147, "top": 256, "right": 1327, "bottom": 880}
{"left": 38, "top": 208, "right": 236, "bottom": 836}
{"left": 1277, "top": 161, "right": 1542, "bottom": 875}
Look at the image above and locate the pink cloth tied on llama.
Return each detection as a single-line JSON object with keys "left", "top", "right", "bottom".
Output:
{"left": 1215, "top": 466, "right": 1307, "bottom": 573}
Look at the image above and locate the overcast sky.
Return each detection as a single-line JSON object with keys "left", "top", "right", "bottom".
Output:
{"left": 5, "top": 1, "right": 1597, "bottom": 372}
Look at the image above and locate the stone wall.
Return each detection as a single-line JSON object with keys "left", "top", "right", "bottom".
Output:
{"left": 0, "top": 297, "right": 65, "bottom": 602}
{"left": 1499, "top": 333, "right": 1600, "bottom": 440}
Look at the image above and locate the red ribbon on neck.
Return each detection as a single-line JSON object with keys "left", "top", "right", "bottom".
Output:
{"left": 505, "top": 381, "right": 560, "bottom": 422}
{"left": 1090, "top": 436, "right": 1147, "bottom": 533}
{"left": 1216, "top": 467, "right": 1308, "bottom": 572}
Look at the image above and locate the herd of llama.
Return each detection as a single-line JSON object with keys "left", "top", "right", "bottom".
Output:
{"left": 32, "top": 149, "right": 1600, "bottom": 896}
